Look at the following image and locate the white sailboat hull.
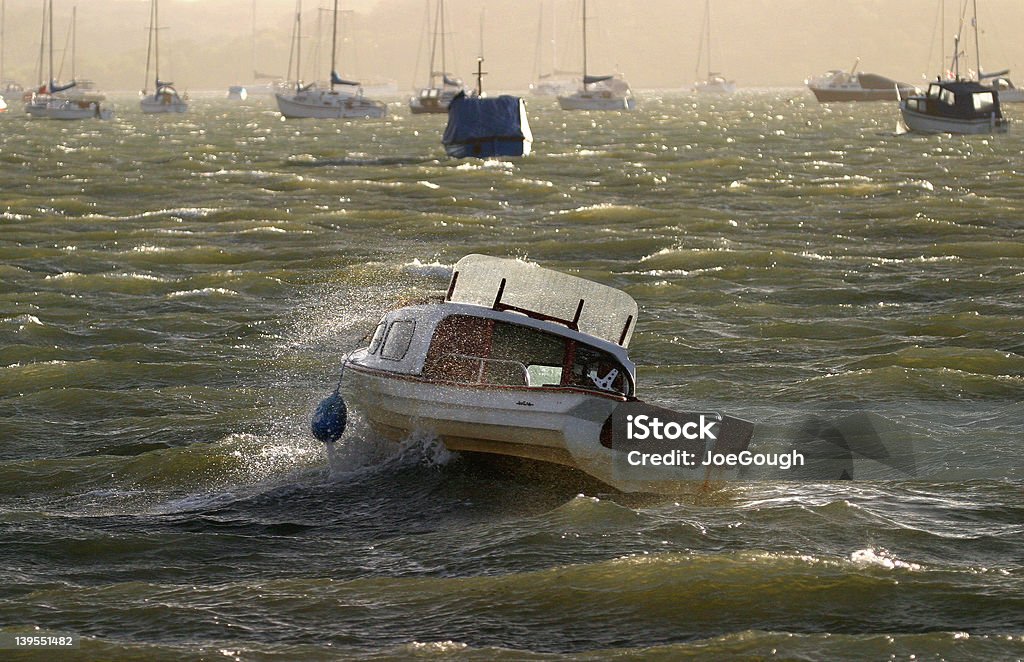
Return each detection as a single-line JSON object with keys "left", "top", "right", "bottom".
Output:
{"left": 275, "top": 89, "right": 387, "bottom": 119}
{"left": 899, "top": 105, "right": 1009, "bottom": 134}
{"left": 26, "top": 97, "right": 113, "bottom": 120}
{"left": 557, "top": 90, "right": 636, "bottom": 111}
{"left": 694, "top": 80, "right": 737, "bottom": 95}
{"left": 140, "top": 93, "right": 188, "bottom": 114}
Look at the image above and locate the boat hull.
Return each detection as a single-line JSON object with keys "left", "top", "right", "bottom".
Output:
{"left": 343, "top": 365, "right": 741, "bottom": 492}
{"left": 346, "top": 364, "right": 617, "bottom": 465}
{"left": 811, "top": 87, "right": 906, "bottom": 102}
{"left": 557, "top": 92, "right": 636, "bottom": 111}
{"left": 409, "top": 99, "right": 450, "bottom": 114}
{"left": 141, "top": 95, "right": 188, "bottom": 113}
{"left": 445, "top": 138, "right": 530, "bottom": 158}
{"left": 694, "top": 81, "right": 737, "bottom": 95}
{"left": 26, "top": 99, "right": 112, "bottom": 120}
{"left": 275, "top": 92, "right": 387, "bottom": 119}
{"left": 899, "top": 105, "right": 1009, "bottom": 134}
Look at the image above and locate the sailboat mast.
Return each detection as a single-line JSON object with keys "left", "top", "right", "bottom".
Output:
{"left": 330, "top": 0, "right": 337, "bottom": 90}
{"left": 706, "top": 0, "right": 712, "bottom": 76}
{"left": 427, "top": 0, "right": 439, "bottom": 87}
{"left": 940, "top": 0, "right": 945, "bottom": 74}
{"left": 296, "top": 1, "right": 301, "bottom": 86}
{"left": 47, "top": 0, "right": 53, "bottom": 87}
{"left": 1, "top": 0, "right": 5, "bottom": 85}
{"left": 582, "top": 0, "right": 587, "bottom": 89}
{"left": 972, "top": 0, "right": 981, "bottom": 78}
{"left": 439, "top": 0, "right": 447, "bottom": 80}
{"left": 71, "top": 5, "right": 75, "bottom": 81}
{"left": 551, "top": 2, "right": 557, "bottom": 75}
{"left": 143, "top": 0, "right": 152, "bottom": 93}
{"left": 154, "top": 0, "right": 160, "bottom": 85}
{"left": 531, "top": 6, "right": 542, "bottom": 80}
{"left": 36, "top": 0, "right": 44, "bottom": 88}
{"left": 250, "top": 0, "right": 256, "bottom": 82}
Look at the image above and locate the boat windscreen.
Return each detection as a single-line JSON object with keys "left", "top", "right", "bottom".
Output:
{"left": 446, "top": 254, "right": 638, "bottom": 347}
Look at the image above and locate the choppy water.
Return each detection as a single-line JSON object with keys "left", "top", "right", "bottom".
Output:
{"left": 1, "top": 91, "right": 1022, "bottom": 660}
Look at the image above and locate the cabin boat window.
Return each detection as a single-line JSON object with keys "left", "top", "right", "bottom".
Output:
{"left": 973, "top": 92, "right": 995, "bottom": 113}
{"left": 380, "top": 320, "right": 416, "bottom": 360}
{"left": 368, "top": 321, "right": 387, "bottom": 354}
{"left": 939, "top": 88, "right": 955, "bottom": 106}
{"left": 422, "top": 314, "right": 632, "bottom": 397}
{"left": 927, "top": 84, "right": 941, "bottom": 99}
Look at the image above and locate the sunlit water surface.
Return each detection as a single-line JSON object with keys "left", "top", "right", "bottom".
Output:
{"left": 1, "top": 91, "right": 1022, "bottom": 659}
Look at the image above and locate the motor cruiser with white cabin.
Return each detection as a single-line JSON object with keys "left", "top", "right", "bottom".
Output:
{"left": 311, "top": 255, "right": 753, "bottom": 492}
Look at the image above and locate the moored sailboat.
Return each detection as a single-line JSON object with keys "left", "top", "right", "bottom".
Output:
{"left": 139, "top": 0, "right": 187, "bottom": 114}
{"left": 26, "top": 0, "right": 112, "bottom": 120}
{"left": 275, "top": 0, "right": 387, "bottom": 119}
{"left": 692, "top": 0, "right": 735, "bottom": 95}
{"left": 529, "top": 2, "right": 580, "bottom": 97}
{"left": 557, "top": 0, "right": 635, "bottom": 111}
{"left": 409, "top": 0, "right": 463, "bottom": 114}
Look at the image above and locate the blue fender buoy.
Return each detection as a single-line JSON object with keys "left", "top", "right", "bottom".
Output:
{"left": 311, "top": 391, "right": 347, "bottom": 443}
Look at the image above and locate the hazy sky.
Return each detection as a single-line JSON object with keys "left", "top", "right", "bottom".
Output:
{"left": 2, "top": 0, "right": 1023, "bottom": 91}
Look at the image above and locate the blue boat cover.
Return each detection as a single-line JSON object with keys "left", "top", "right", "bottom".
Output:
{"left": 442, "top": 93, "right": 527, "bottom": 146}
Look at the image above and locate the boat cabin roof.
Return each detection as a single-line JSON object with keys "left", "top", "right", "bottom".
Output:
{"left": 920, "top": 80, "right": 1002, "bottom": 117}
{"left": 446, "top": 254, "right": 638, "bottom": 348}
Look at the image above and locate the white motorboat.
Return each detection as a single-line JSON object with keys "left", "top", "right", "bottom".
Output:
{"left": 312, "top": 255, "right": 753, "bottom": 492}
{"left": 692, "top": 0, "right": 736, "bottom": 95}
{"left": 987, "top": 77, "right": 1024, "bottom": 103}
{"left": 227, "top": 85, "right": 248, "bottom": 101}
{"left": 275, "top": 0, "right": 387, "bottom": 119}
{"left": 806, "top": 63, "right": 917, "bottom": 102}
{"left": 409, "top": 0, "right": 463, "bottom": 114}
{"left": 0, "top": 94, "right": 6, "bottom": 112}
{"left": 139, "top": 0, "right": 188, "bottom": 114}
